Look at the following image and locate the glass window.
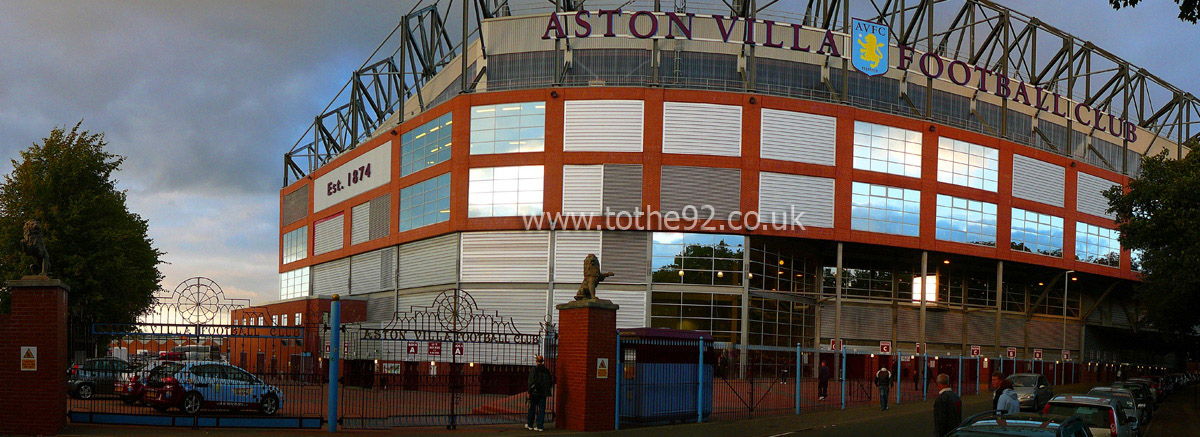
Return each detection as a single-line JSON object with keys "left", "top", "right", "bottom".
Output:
{"left": 279, "top": 267, "right": 310, "bottom": 300}
{"left": 468, "top": 165, "right": 544, "bottom": 217}
{"left": 852, "top": 121, "right": 922, "bottom": 178}
{"left": 401, "top": 112, "right": 453, "bottom": 177}
{"left": 282, "top": 227, "right": 307, "bottom": 264}
{"left": 651, "top": 233, "right": 744, "bottom": 286}
{"left": 470, "top": 102, "right": 546, "bottom": 154}
{"left": 1076, "top": 223, "right": 1121, "bottom": 267}
{"left": 650, "top": 290, "right": 742, "bottom": 344}
{"left": 935, "top": 195, "right": 997, "bottom": 246}
{"left": 399, "top": 173, "right": 451, "bottom": 231}
{"left": 937, "top": 138, "right": 999, "bottom": 191}
{"left": 1010, "top": 208, "right": 1064, "bottom": 257}
{"left": 850, "top": 182, "right": 921, "bottom": 237}
{"left": 271, "top": 315, "right": 278, "bottom": 326}
{"left": 295, "top": 313, "right": 303, "bottom": 326}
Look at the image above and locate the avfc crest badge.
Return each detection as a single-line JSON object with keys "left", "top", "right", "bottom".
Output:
{"left": 851, "top": 18, "right": 889, "bottom": 77}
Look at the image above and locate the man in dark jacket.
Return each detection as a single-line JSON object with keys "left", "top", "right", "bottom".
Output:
{"left": 875, "top": 366, "right": 893, "bottom": 410}
{"left": 933, "top": 373, "right": 962, "bottom": 437}
{"left": 818, "top": 361, "right": 831, "bottom": 400}
{"left": 526, "top": 355, "right": 553, "bottom": 432}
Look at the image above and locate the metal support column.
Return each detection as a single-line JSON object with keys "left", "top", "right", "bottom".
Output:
{"left": 835, "top": 242, "right": 843, "bottom": 378}
{"left": 795, "top": 344, "right": 802, "bottom": 415}
{"left": 841, "top": 348, "right": 847, "bottom": 410}
{"left": 698, "top": 340, "right": 704, "bottom": 423}
{"left": 326, "top": 295, "right": 341, "bottom": 433}
{"left": 615, "top": 336, "right": 622, "bottom": 430}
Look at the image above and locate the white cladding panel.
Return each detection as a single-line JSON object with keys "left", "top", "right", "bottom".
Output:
{"left": 464, "top": 289, "right": 549, "bottom": 339}
{"left": 662, "top": 102, "right": 742, "bottom": 156}
{"left": 350, "top": 249, "right": 383, "bottom": 294}
{"left": 563, "top": 100, "right": 643, "bottom": 152}
{"left": 1012, "top": 155, "right": 1065, "bottom": 207}
{"left": 313, "top": 214, "right": 345, "bottom": 256}
{"left": 553, "top": 288, "right": 645, "bottom": 329}
{"left": 760, "top": 109, "right": 837, "bottom": 165}
{"left": 365, "top": 291, "right": 397, "bottom": 323}
{"left": 1077, "top": 172, "right": 1118, "bottom": 219}
{"left": 561, "top": 165, "right": 604, "bottom": 215}
{"left": 398, "top": 234, "right": 458, "bottom": 289}
{"left": 758, "top": 172, "right": 835, "bottom": 228}
{"left": 553, "top": 231, "right": 602, "bottom": 283}
{"left": 313, "top": 144, "right": 391, "bottom": 213}
{"left": 350, "top": 201, "right": 371, "bottom": 245}
{"left": 395, "top": 291, "right": 439, "bottom": 315}
{"left": 311, "top": 258, "right": 350, "bottom": 297}
{"left": 460, "top": 231, "right": 550, "bottom": 282}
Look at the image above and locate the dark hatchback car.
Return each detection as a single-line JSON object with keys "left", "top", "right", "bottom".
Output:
{"left": 68, "top": 357, "right": 135, "bottom": 399}
{"left": 1111, "top": 381, "right": 1156, "bottom": 415}
{"left": 948, "top": 411, "right": 1093, "bottom": 437}
{"left": 1009, "top": 373, "right": 1054, "bottom": 412}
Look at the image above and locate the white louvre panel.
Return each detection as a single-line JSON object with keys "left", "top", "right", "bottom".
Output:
{"left": 1111, "top": 305, "right": 1130, "bottom": 326}
{"left": 563, "top": 100, "right": 643, "bottom": 152}
{"left": 313, "top": 213, "right": 344, "bottom": 255}
{"left": 758, "top": 172, "right": 835, "bottom": 228}
{"left": 1012, "top": 155, "right": 1065, "bottom": 207}
{"left": 350, "top": 249, "right": 383, "bottom": 294}
{"left": 398, "top": 234, "right": 458, "bottom": 290}
{"left": 368, "top": 195, "right": 391, "bottom": 240}
{"left": 460, "top": 231, "right": 550, "bottom": 283}
{"left": 380, "top": 246, "right": 396, "bottom": 291}
{"left": 760, "top": 109, "right": 836, "bottom": 165}
{"left": 1066, "top": 324, "right": 1080, "bottom": 350}
{"left": 1001, "top": 317, "right": 1023, "bottom": 348}
{"left": 660, "top": 166, "right": 741, "bottom": 219}
{"left": 463, "top": 289, "right": 549, "bottom": 343}
{"left": 365, "top": 291, "right": 397, "bottom": 323}
{"left": 662, "top": 102, "right": 742, "bottom": 156}
{"left": 602, "top": 164, "right": 643, "bottom": 216}
{"left": 1027, "top": 319, "right": 1058, "bottom": 349}
{"left": 553, "top": 231, "right": 602, "bottom": 283}
{"left": 311, "top": 258, "right": 350, "bottom": 297}
{"left": 601, "top": 231, "right": 649, "bottom": 284}
{"left": 818, "top": 304, "right": 834, "bottom": 339}
{"left": 926, "top": 311, "right": 963, "bottom": 344}
{"left": 552, "top": 289, "right": 645, "bottom": 329}
{"left": 1076, "top": 173, "right": 1118, "bottom": 219}
{"left": 965, "top": 313, "right": 992, "bottom": 345}
{"left": 350, "top": 201, "right": 371, "bottom": 246}
{"left": 395, "top": 291, "right": 439, "bottom": 315}
{"left": 842, "top": 304, "right": 890, "bottom": 341}
{"left": 897, "top": 309, "right": 918, "bottom": 342}
{"left": 561, "top": 165, "right": 604, "bottom": 215}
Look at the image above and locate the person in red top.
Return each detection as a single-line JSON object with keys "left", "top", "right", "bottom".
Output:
{"left": 933, "top": 373, "right": 962, "bottom": 437}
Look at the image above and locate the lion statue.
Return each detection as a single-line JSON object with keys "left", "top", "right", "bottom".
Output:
{"left": 22, "top": 219, "right": 50, "bottom": 276}
{"left": 574, "top": 254, "right": 613, "bottom": 301}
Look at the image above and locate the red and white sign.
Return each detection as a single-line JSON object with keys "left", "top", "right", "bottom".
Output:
{"left": 916, "top": 342, "right": 923, "bottom": 355}
{"left": 406, "top": 342, "right": 418, "bottom": 355}
{"left": 830, "top": 338, "right": 841, "bottom": 351}
{"left": 453, "top": 342, "right": 464, "bottom": 356}
{"left": 970, "top": 345, "right": 981, "bottom": 357}
{"left": 1006, "top": 347, "right": 1017, "bottom": 359}
{"left": 325, "top": 341, "right": 330, "bottom": 354}
{"left": 1034, "top": 349, "right": 1043, "bottom": 360}
{"left": 1062, "top": 350, "right": 1070, "bottom": 360}
{"left": 344, "top": 341, "right": 350, "bottom": 355}
{"left": 313, "top": 145, "right": 391, "bottom": 212}
{"left": 428, "top": 342, "right": 442, "bottom": 356}
{"left": 879, "top": 341, "right": 891, "bottom": 354}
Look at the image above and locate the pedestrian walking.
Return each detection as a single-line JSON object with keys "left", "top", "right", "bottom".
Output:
{"left": 818, "top": 360, "right": 831, "bottom": 400}
{"left": 990, "top": 372, "right": 1019, "bottom": 415}
{"left": 525, "top": 355, "right": 553, "bottom": 432}
{"left": 933, "top": 373, "right": 962, "bottom": 437}
{"left": 875, "top": 366, "right": 893, "bottom": 410}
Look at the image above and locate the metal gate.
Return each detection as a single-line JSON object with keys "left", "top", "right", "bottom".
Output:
{"left": 336, "top": 290, "right": 557, "bottom": 430}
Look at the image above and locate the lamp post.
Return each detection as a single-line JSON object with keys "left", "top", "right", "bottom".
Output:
{"left": 1064, "top": 271, "right": 1074, "bottom": 364}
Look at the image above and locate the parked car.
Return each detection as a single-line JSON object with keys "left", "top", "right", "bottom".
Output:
{"left": 1043, "top": 394, "right": 1135, "bottom": 437}
{"left": 1008, "top": 373, "right": 1054, "bottom": 412}
{"left": 948, "top": 411, "right": 1094, "bottom": 436}
{"left": 141, "top": 361, "right": 284, "bottom": 415}
{"left": 1127, "top": 378, "right": 1161, "bottom": 403}
{"left": 68, "top": 357, "right": 135, "bottom": 400}
{"left": 1112, "top": 381, "right": 1156, "bottom": 414}
{"left": 115, "top": 360, "right": 176, "bottom": 405}
{"left": 1085, "top": 387, "right": 1142, "bottom": 435}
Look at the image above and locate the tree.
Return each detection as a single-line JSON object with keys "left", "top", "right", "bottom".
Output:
{"left": 1103, "top": 150, "right": 1200, "bottom": 334}
{"left": 1108, "top": 0, "right": 1200, "bottom": 23}
{"left": 0, "top": 123, "right": 165, "bottom": 326}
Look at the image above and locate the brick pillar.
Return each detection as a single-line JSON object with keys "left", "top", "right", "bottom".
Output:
{"left": 554, "top": 299, "right": 618, "bottom": 432}
{"left": 0, "top": 277, "right": 70, "bottom": 436}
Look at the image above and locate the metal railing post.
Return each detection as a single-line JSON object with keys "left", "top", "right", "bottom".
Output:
{"left": 895, "top": 351, "right": 901, "bottom": 405}
{"left": 615, "top": 334, "right": 622, "bottom": 430}
{"left": 326, "top": 295, "right": 341, "bottom": 433}
{"left": 840, "top": 349, "right": 847, "bottom": 410}
{"left": 697, "top": 340, "right": 704, "bottom": 423}
{"left": 795, "top": 344, "right": 801, "bottom": 415}
{"left": 976, "top": 358, "right": 981, "bottom": 395}
{"left": 958, "top": 355, "right": 962, "bottom": 392}
{"left": 922, "top": 352, "right": 928, "bottom": 401}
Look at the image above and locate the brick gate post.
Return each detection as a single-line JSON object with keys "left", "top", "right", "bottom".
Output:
{"left": 0, "top": 277, "right": 70, "bottom": 436}
{"left": 554, "top": 299, "right": 618, "bottom": 432}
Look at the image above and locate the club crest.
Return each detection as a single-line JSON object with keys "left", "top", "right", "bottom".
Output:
{"left": 852, "top": 18, "right": 889, "bottom": 77}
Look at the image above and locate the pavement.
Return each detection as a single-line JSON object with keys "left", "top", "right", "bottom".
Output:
{"left": 60, "top": 381, "right": 1200, "bottom": 436}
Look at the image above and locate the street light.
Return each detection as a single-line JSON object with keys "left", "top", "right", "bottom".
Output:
{"left": 1064, "top": 270, "right": 1075, "bottom": 361}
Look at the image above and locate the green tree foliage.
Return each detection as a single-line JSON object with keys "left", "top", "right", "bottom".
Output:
{"left": 1109, "top": 0, "right": 1200, "bottom": 23}
{"left": 0, "top": 123, "right": 165, "bottom": 325}
{"left": 1104, "top": 150, "right": 1200, "bottom": 334}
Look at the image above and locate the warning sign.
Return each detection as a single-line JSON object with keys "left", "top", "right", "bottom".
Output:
{"left": 1006, "top": 347, "right": 1017, "bottom": 359}
{"left": 453, "top": 342, "right": 464, "bottom": 356}
{"left": 428, "top": 342, "right": 442, "bottom": 356}
{"left": 1034, "top": 349, "right": 1043, "bottom": 360}
{"left": 596, "top": 358, "right": 609, "bottom": 379}
{"left": 406, "top": 342, "right": 418, "bottom": 355}
{"left": 829, "top": 338, "right": 841, "bottom": 351}
{"left": 20, "top": 347, "right": 36, "bottom": 371}
{"left": 970, "top": 345, "right": 981, "bottom": 357}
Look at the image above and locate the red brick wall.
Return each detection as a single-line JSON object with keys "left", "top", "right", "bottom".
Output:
{"left": 228, "top": 297, "right": 366, "bottom": 374}
{"left": 0, "top": 280, "right": 69, "bottom": 436}
{"left": 555, "top": 305, "right": 617, "bottom": 432}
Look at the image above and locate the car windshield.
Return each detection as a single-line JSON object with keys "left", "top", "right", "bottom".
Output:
{"left": 148, "top": 363, "right": 184, "bottom": 381}
{"left": 1010, "top": 376, "right": 1039, "bottom": 387}
{"left": 1087, "top": 391, "right": 1133, "bottom": 408}
{"left": 1046, "top": 404, "right": 1111, "bottom": 428}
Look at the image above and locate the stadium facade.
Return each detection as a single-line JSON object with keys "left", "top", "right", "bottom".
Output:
{"left": 267, "top": 1, "right": 1197, "bottom": 369}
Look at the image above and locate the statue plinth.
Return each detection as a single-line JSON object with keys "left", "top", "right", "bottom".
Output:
{"left": 8, "top": 276, "right": 69, "bottom": 291}
{"left": 555, "top": 299, "right": 619, "bottom": 311}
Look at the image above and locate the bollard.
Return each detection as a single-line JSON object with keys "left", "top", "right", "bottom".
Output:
{"left": 795, "top": 345, "right": 801, "bottom": 415}
{"left": 327, "top": 295, "right": 341, "bottom": 433}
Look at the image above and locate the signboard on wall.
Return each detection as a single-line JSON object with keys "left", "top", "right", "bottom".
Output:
{"left": 970, "top": 345, "right": 981, "bottom": 357}
{"left": 879, "top": 341, "right": 891, "bottom": 354}
{"left": 312, "top": 144, "right": 391, "bottom": 213}
{"left": 1034, "top": 349, "right": 1043, "bottom": 360}
{"left": 1006, "top": 347, "right": 1017, "bottom": 359}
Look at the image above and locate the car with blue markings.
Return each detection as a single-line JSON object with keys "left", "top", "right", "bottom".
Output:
{"left": 947, "top": 411, "right": 1094, "bottom": 436}
{"left": 141, "top": 361, "right": 283, "bottom": 415}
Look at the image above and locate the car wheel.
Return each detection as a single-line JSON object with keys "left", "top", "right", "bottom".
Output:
{"left": 259, "top": 394, "right": 279, "bottom": 416}
{"left": 77, "top": 383, "right": 95, "bottom": 400}
{"left": 181, "top": 392, "right": 203, "bottom": 415}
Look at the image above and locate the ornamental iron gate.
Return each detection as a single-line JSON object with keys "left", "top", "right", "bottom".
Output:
{"left": 334, "top": 290, "right": 557, "bottom": 430}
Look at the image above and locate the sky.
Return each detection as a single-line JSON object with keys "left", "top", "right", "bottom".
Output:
{"left": 0, "top": 0, "right": 1195, "bottom": 307}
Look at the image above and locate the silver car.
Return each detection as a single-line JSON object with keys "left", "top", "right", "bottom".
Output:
{"left": 1045, "top": 394, "right": 1135, "bottom": 437}
{"left": 1086, "top": 387, "right": 1142, "bottom": 435}
{"left": 1008, "top": 373, "right": 1053, "bottom": 411}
